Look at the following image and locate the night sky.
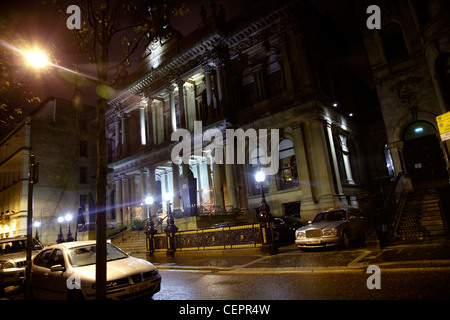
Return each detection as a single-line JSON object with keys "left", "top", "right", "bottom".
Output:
{"left": 0, "top": 0, "right": 370, "bottom": 134}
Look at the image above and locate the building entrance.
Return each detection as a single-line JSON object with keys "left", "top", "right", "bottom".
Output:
{"left": 403, "top": 121, "right": 449, "bottom": 189}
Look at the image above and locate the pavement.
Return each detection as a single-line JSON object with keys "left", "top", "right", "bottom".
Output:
{"left": 150, "top": 237, "right": 450, "bottom": 273}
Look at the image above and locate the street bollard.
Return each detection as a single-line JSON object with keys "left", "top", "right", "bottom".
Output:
{"left": 145, "top": 217, "right": 158, "bottom": 260}
{"left": 257, "top": 191, "right": 278, "bottom": 255}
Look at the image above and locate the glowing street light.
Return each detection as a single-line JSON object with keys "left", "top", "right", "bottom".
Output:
{"left": 25, "top": 50, "right": 49, "bottom": 68}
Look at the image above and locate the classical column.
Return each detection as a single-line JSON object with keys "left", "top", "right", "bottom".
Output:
{"left": 177, "top": 79, "right": 186, "bottom": 129}
{"left": 114, "top": 179, "right": 123, "bottom": 226}
{"left": 146, "top": 99, "right": 154, "bottom": 146}
{"left": 224, "top": 164, "right": 238, "bottom": 212}
{"left": 212, "top": 163, "right": 225, "bottom": 212}
{"left": 203, "top": 65, "right": 214, "bottom": 120}
{"left": 325, "top": 122, "right": 344, "bottom": 195}
{"left": 215, "top": 62, "right": 224, "bottom": 117}
{"left": 151, "top": 104, "right": 157, "bottom": 145}
{"left": 121, "top": 115, "right": 128, "bottom": 156}
{"left": 169, "top": 85, "right": 177, "bottom": 132}
{"left": 147, "top": 166, "right": 157, "bottom": 220}
{"left": 121, "top": 176, "right": 130, "bottom": 226}
{"left": 172, "top": 162, "right": 181, "bottom": 210}
{"left": 339, "top": 135, "right": 355, "bottom": 184}
{"left": 292, "top": 123, "right": 316, "bottom": 206}
{"left": 139, "top": 98, "right": 148, "bottom": 146}
{"left": 114, "top": 119, "right": 121, "bottom": 158}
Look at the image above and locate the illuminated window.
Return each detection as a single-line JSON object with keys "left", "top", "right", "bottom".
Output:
{"left": 277, "top": 139, "right": 299, "bottom": 190}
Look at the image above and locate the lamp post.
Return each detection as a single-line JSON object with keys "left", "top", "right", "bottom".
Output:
{"left": 65, "top": 213, "right": 74, "bottom": 242}
{"left": 57, "top": 216, "right": 65, "bottom": 243}
{"left": 163, "top": 192, "right": 177, "bottom": 258}
{"left": 255, "top": 170, "right": 278, "bottom": 255}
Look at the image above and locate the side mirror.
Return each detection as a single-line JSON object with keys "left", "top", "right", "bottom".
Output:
{"left": 50, "top": 264, "right": 65, "bottom": 272}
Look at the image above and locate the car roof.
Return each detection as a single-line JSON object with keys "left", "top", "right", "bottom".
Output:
{"left": 44, "top": 240, "right": 98, "bottom": 250}
{"left": 0, "top": 236, "right": 27, "bottom": 243}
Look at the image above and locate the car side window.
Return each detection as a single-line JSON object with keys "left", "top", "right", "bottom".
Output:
{"left": 48, "top": 249, "right": 65, "bottom": 268}
{"left": 34, "top": 249, "right": 53, "bottom": 268}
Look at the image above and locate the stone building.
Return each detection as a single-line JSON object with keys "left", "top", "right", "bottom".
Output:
{"left": 0, "top": 97, "right": 97, "bottom": 244}
{"left": 357, "top": 0, "right": 450, "bottom": 240}
{"left": 106, "top": 0, "right": 385, "bottom": 231}
{"left": 358, "top": 0, "right": 450, "bottom": 190}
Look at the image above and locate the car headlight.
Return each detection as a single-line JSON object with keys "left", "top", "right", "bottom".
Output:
{"left": 322, "top": 228, "right": 337, "bottom": 236}
{"left": 296, "top": 231, "right": 306, "bottom": 239}
{"left": 0, "top": 261, "right": 15, "bottom": 269}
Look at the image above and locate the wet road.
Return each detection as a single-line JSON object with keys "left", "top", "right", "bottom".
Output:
{"left": 153, "top": 269, "right": 450, "bottom": 300}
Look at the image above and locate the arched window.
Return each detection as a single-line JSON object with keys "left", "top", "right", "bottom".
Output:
{"left": 277, "top": 139, "right": 299, "bottom": 190}
{"left": 381, "top": 23, "right": 409, "bottom": 64}
{"left": 436, "top": 53, "right": 450, "bottom": 109}
{"left": 266, "top": 55, "right": 284, "bottom": 97}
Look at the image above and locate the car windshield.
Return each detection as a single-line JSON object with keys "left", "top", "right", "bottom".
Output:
{"left": 0, "top": 239, "right": 41, "bottom": 255}
{"left": 313, "top": 210, "right": 346, "bottom": 223}
{"left": 67, "top": 244, "right": 128, "bottom": 267}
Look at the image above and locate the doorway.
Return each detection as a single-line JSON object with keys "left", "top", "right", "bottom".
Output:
{"left": 403, "top": 121, "right": 449, "bottom": 189}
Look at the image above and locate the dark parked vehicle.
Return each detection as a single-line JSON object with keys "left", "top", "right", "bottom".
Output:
{"left": 0, "top": 236, "right": 43, "bottom": 295}
{"left": 274, "top": 216, "right": 303, "bottom": 243}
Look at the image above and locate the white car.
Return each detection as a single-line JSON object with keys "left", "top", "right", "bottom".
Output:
{"left": 31, "top": 241, "right": 161, "bottom": 300}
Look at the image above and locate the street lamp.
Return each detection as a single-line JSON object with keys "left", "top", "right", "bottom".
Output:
{"left": 65, "top": 213, "right": 74, "bottom": 242}
{"left": 33, "top": 221, "right": 41, "bottom": 242}
{"left": 25, "top": 50, "right": 49, "bottom": 68}
{"left": 57, "top": 216, "right": 65, "bottom": 243}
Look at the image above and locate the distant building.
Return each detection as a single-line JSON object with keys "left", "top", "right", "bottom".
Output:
{"left": 105, "top": 0, "right": 386, "bottom": 231}
{"left": 0, "top": 97, "right": 96, "bottom": 244}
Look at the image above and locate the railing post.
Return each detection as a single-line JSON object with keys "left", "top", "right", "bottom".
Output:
{"left": 357, "top": 192, "right": 381, "bottom": 251}
{"left": 145, "top": 217, "right": 158, "bottom": 260}
{"left": 164, "top": 202, "right": 178, "bottom": 258}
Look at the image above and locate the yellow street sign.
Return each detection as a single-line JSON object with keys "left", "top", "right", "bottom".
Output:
{"left": 436, "top": 112, "right": 450, "bottom": 135}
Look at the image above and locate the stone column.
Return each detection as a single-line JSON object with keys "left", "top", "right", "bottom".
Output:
{"left": 212, "top": 163, "right": 225, "bottom": 212}
{"left": 325, "top": 122, "right": 344, "bottom": 195}
{"left": 121, "top": 115, "right": 128, "bottom": 156}
{"left": 139, "top": 98, "right": 148, "bottom": 146}
{"left": 292, "top": 123, "right": 316, "bottom": 207}
{"left": 147, "top": 166, "right": 157, "bottom": 220}
{"left": 203, "top": 65, "right": 214, "bottom": 120}
{"left": 169, "top": 85, "right": 177, "bottom": 132}
{"left": 339, "top": 135, "right": 355, "bottom": 184}
{"left": 121, "top": 176, "right": 130, "bottom": 226}
{"left": 114, "top": 179, "right": 123, "bottom": 225}
{"left": 172, "top": 162, "right": 181, "bottom": 210}
{"left": 224, "top": 164, "right": 238, "bottom": 212}
{"left": 114, "top": 119, "right": 121, "bottom": 158}
{"left": 177, "top": 79, "right": 186, "bottom": 129}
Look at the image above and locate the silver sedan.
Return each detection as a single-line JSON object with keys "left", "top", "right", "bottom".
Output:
{"left": 31, "top": 241, "right": 161, "bottom": 300}
{"left": 295, "top": 208, "right": 365, "bottom": 249}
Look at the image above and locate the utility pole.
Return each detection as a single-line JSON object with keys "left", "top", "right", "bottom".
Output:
{"left": 25, "top": 154, "right": 39, "bottom": 300}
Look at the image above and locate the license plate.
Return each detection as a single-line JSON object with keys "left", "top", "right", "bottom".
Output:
{"left": 308, "top": 239, "right": 321, "bottom": 244}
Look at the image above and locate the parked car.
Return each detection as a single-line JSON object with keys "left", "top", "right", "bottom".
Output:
{"left": 0, "top": 236, "right": 43, "bottom": 295}
{"left": 274, "top": 216, "right": 303, "bottom": 243}
{"left": 295, "top": 208, "right": 364, "bottom": 249}
{"left": 31, "top": 241, "right": 161, "bottom": 300}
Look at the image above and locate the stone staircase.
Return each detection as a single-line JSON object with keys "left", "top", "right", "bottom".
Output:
{"left": 394, "top": 189, "right": 447, "bottom": 241}
{"left": 110, "top": 229, "right": 148, "bottom": 259}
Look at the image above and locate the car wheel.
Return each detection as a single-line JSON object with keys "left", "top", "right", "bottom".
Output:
{"left": 68, "top": 289, "right": 84, "bottom": 300}
{"left": 341, "top": 231, "right": 350, "bottom": 249}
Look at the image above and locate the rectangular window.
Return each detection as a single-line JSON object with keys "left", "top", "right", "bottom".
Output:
{"left": 80, "top": 167, "right": 88, "bottom": 184}
{"left": 79, "top": 140, "right": 88, "bottom": 157}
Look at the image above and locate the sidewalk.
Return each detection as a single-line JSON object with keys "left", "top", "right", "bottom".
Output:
{"left": 151, "top": 237, "right": 450, "bottom": 273}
